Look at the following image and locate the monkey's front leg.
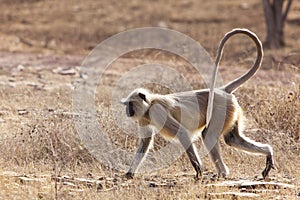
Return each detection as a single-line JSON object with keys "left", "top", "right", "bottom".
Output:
{"left": 185, "top": 143, "right": 203, "bottom": 181}
{"left": 149, "top": 104, "right": 204, "bottom": 181}
{"left": 166, "top": 122, "right": 203, "bottom": 180}
{"left": 125, "top": 133, "right": 153, "bottom": 179}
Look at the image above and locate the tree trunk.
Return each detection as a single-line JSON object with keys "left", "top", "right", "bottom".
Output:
{"left": 262, "top": 0, "right": 292, "bottom": 49}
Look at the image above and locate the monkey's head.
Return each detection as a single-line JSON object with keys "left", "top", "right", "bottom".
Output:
{"left": 121, "top": 88, "right": 150, "bottom": 120}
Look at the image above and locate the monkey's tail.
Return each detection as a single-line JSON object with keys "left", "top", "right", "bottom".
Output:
{"left": 206, "top": 28, "right": 263, "bottom": 127}
{"left": 222, "top": 29, "right": 263, "bottom": 93}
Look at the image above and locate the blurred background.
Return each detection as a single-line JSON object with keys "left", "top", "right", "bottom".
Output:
{"left": 0, "top": 0, "right": 299, "bottom": 56}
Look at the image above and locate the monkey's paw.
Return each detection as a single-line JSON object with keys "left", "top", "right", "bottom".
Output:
{"left": 124, "top": 172, "right": 134, "bottom": 180}
{"left": 262, "top": 155, "right": 275, "bottom": 179}
{"left": 194, "top": 172, "right": 203, "bottom": 182}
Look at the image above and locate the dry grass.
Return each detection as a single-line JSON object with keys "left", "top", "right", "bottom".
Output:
{"left": 0, "top": 55, "right": 299, "bottom": 199}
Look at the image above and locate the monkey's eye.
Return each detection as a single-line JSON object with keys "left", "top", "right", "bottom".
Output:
{"left": 138, "top": 93, "right": 147, "bottom": 102}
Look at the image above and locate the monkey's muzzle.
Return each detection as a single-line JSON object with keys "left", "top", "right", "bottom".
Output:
{"left": 121, "top": 99, "right": 135, "bottom": 117}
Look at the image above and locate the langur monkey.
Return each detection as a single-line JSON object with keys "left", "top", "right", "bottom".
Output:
{"left": 121, "top": 29, "right": 274, "bottom": 181}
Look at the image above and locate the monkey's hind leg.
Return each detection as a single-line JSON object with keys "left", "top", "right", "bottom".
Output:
{"left": 224, "top": 122, "right": 274, "bottom": 179}
{"left": 202, "top": 128, "right": 229, "bottom": 178}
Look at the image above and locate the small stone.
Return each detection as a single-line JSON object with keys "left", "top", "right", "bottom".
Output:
{"left": 17, "top": 64, "right": 24, "bottom": 71}
{"left": 157, "top": 21, "right": 168, "bottom": 28}
{"left": 17, "top": 109, "right": 28, "bottom": 115}
{"left": 53, "top": 67, "right": 77, "bottom": 75}
{"left": 149, "top": 182, "right": 157, "bottom": 187}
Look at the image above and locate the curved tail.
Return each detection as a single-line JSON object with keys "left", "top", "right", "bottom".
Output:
{"left": 222, "top": 29, "right": 263, "bottom": 93}
{"left": 206, "top": 28, "right": 263, "bottom": 127}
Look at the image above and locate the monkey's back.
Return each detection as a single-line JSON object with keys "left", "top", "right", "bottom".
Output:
{"left": 167, "top": 89, "right": 239, "bottom": 136}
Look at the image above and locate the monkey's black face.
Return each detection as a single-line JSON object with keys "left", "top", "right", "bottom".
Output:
{"left": 125, "top": 102, "right": 135, "bottom": 117}
{"left": 121, "top": 89, "right": 149, "bottom": 119}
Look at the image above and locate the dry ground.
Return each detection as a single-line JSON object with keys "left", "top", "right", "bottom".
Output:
{"left": 0, "top": 0, "right": 299, "bottom": 199}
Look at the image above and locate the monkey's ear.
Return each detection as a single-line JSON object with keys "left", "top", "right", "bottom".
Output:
{"left": 138, "top": 92, "right": 147, "bottom": 102}
{"left": 120, "top": 98, "right": 127, "bottom": 105}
